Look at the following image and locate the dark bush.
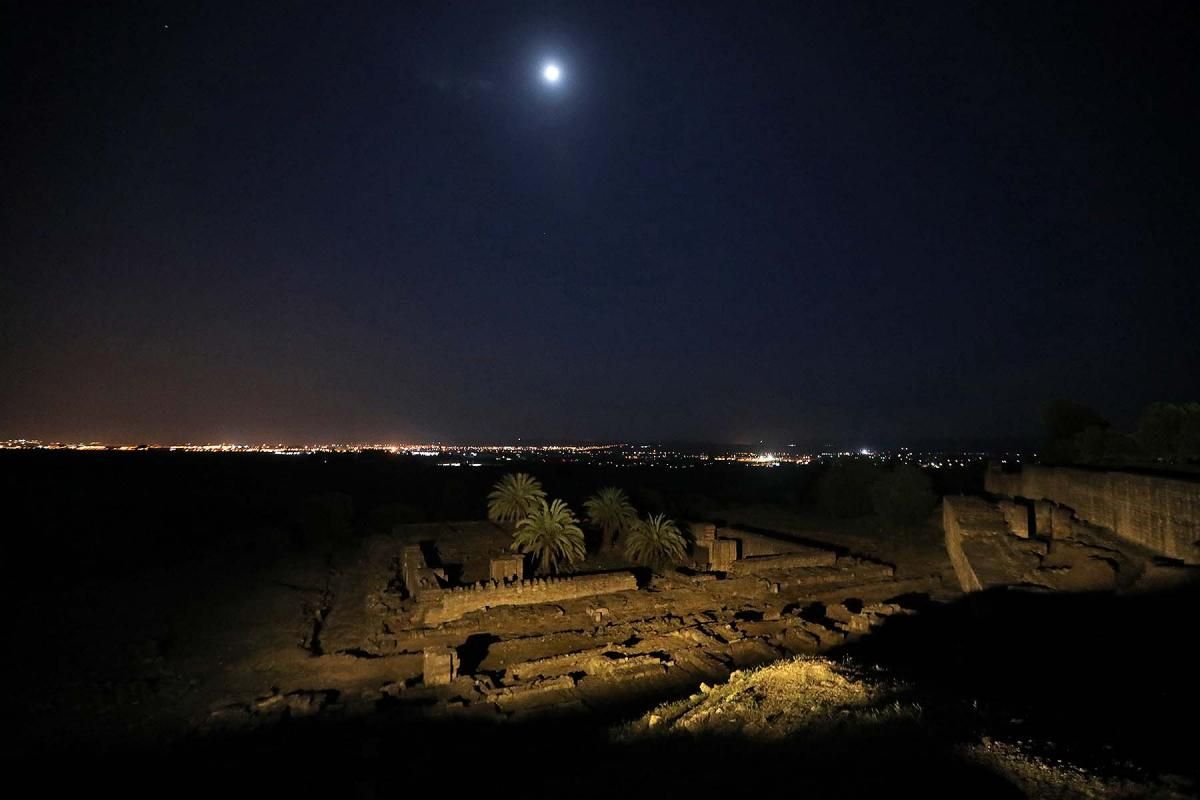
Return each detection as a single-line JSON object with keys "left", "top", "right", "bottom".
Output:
{"left": 294, "top": 492, "right": 355, "bottom": 550}
{"left": 366, "top": 502, "right": 423, "bottom": 534}
{"left": 1042, "top": 400, "right": 1110, "bottom": 464}
{"left": 869, "top": 466, "right": 936, "bottom": 525}
{"left": 818, "top": 459, "right": 880, "bottom": 518}
{"left": 1074, "top": 426, "right": 1140, "bottom": 465}
{"left": 1136, "top": 402, "right": 1200, "bottom": 461}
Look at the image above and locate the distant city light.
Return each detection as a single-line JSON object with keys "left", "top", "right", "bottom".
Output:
{"left": 0, "top": 438, "right": 1002, "bottom": 471}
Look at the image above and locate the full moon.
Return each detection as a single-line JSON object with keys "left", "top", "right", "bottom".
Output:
{"left": 542, "top": 63, "right": 561, "bottom": 83}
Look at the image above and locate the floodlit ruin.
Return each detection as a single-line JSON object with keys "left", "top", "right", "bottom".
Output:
{"left": 944, "top": 463, "right": 1200, "bottom": 594}
{"left": 197, "top": 518, "right": 935, "bottom": 728}
{"left": 191, "top": 463, "right": 1200, "bottom": 734}
{"left": 14, "top": 453, "right": 1200, "bottom": 797}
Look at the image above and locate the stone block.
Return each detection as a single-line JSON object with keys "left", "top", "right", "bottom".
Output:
{"left": 1051, "top": 505, "right": 1076, "bottom": 538}
{"left": 402, "top": 544, "right": 426, "bottom": 597}
{"left": 494, "top": 675, "right": 577, "bottom": 711}
{"left": 998, "top": 499, "right": 1031, "bottom": 538}
{"left": 862, "top": 602, "right": 904, "bottom": 618}
{"left": 824, "top": 602, "right": 854, "bottom": 623}
{"left": 709, "top": 538, "right": 738, "bottom": 572}
{"left": 694, "top": 537, "right": 737, "bottom": 572}
{"left": 489, "top": 555, "right": 524, "bottom": 583}
{"left": 1033, "top": 501, "right": 1055, "bottom": 539}
{"left": 729, "top": 637, "right": 780, "bottom": 668}
{"left": 423, "top": 646, "right": 458, "bottom": 686}
{"left": 779, "top": 627, "right": 820, "bottom": 654}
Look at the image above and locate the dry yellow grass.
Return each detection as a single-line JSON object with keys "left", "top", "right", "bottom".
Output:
{"left": 618, "top": 656, "right": 915, "bottom": 741}
{"left": 617, "top": 657, "right": 1191, "bottom": 799}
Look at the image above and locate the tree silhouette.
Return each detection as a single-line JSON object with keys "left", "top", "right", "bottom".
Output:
{"left": 512, "top": 498, "right": 586, "bottom": 574}
{"left": 487, "top": 473, "right": 546, "bottom": 524}
{"left": 1137, "top": 402, "right": 1200, "bottom": 461}
{"left": 869, "top": 466, "right": 935, "bottom": 525}
{"left": 624, "top": 513, "right": 687, "bottom": 570}
{"left": 1042, "top": 400, "right": 1109, "bottom": 464}
{"left": 817, "top": 459, "right": 879, "bottom": 518}
{"left": 584, "top": 487, "right": 637, "bottom": 548}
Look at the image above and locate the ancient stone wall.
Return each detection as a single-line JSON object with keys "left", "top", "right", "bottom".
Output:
{"left": 401, "top": 545, "right": 424, "bottom": 597}
{"left": 719, "top": 528, "right": 816, "bottom": 559}
{"left": 729, "top": 549, "right": 838, "bottom": 574}
{"left": 423, "top": 646, "right": 458, "bottom": 686}
{"left": 997, "top": 499, "right": 1030, "bottom": 538}
{"left": 689, "top": 522, "right": 717, "bottom": 543}
{"left": 418, "top": 572, "right": 639, "bottom": 626}
{"left": 694, "top": 539, "right": 737, "bottom": 572}
{"left": 489, "top": 555, "right": 524, "bottom": 583}
{"left": 986, "top": 466, "right": 1200, "bottom": 563}
{"left": 943, "top": 496, "right": 985, "bottom": 592}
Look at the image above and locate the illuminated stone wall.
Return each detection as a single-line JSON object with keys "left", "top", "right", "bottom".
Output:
{"left": 418, "top": 572, "right": 639, "bottom": 626}
{"left": 719, "top": 527, "right": 820, "bottom": 559}
{"left": 730, "top": 549, "right": 838, "bottom": 574}
{"left": 489, "top": 555, "right": 525, "bottom": 582}
{"left": 986, "top": 465, "right": 1200, "bottom": 564}
{"left": 942, "top": 496, "right": 985, "bottom": 592}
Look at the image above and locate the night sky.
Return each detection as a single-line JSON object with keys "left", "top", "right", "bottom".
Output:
{"left": 4, "top": 1, "right": 1198, "bottom": 446}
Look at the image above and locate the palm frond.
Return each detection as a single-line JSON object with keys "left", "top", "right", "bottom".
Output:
{"left": 583, "top": 486, "right": 637, "bottom": 541}
{"left": 623, "top": 513, "right": 687, "bottom": 569}
{"left": 513, "top": 498, "right": 586, "bottom": 574}
{"left": 487, "top": 472, "right": 547, "bottom": 523}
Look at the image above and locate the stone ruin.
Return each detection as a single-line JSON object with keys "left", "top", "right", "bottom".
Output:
{"left": 695, "top": 539, "right": 738, "bottom": 572}
{"left": 690, "top": 522, "right": 717, "bottom": 544}
{"left": 489, "top": 554, "right": 524, "bottom": 583}
{"left": 944, "top": 476, "right": 1200, "bottom": 594}
{"left": 197, "top": 474, "right": 1200, "bottom": 739}
{"left": 417, "top": 572, "right": 640, "bottom": 626}
{"left": 690, "top": 522, "right": 835, "bottom": 574}
{"left": 402, "top": 544, "right": 447, "bottom": 599}
{"left": 423, "top": 646, "right": 458, "bottom": 686}
{"left": 212, "top": 519, "right": 931, "bottom": 730}
{"left": 985, "top": 463, "right": 1200, "bottom": 564}
{"left": 390, "top": 538, "right": 640, "bottom": 626}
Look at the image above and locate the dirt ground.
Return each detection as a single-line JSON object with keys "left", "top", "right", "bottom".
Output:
{"left": 15, "top": 506, "right": 946, "bottom": 745}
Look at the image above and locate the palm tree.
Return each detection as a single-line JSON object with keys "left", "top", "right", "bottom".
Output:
{"left": 487, "top": 473, "right": 546, "bottom": 524}
{"left": 513, "top": 498, "right": 586, "bottom": 574}
{"left": 583, "top": 487, "right": 637, "bottom": 548}
{"left": 624, "top": 513, "right": 687, "bottom": 570}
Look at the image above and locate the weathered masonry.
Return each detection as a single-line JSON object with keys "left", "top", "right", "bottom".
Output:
{"left": 416, "top": 572, "right": 639, "bottom": 625}
{"left": 985, "top": 464, "right": 1200, "bottom": 564}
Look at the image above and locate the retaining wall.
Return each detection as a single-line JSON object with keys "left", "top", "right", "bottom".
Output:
{"left": 986, "top": 465, "right": 1200, "bottom": 563}
{"left": 418, "top": 571, "right": 638, "bottom": 625}
{"left": 943, "top": 496, "right": 987, "bottom": 592}
{"left": 718, "top": 527, "right": 820, "bottom": 559}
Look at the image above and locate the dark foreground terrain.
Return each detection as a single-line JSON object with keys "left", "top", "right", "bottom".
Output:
{"left": 6, "top": 452, "right": 1197, "bottom": 798}
{"left": 22, "top": 585, "right": 1194, "bottom": 798}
